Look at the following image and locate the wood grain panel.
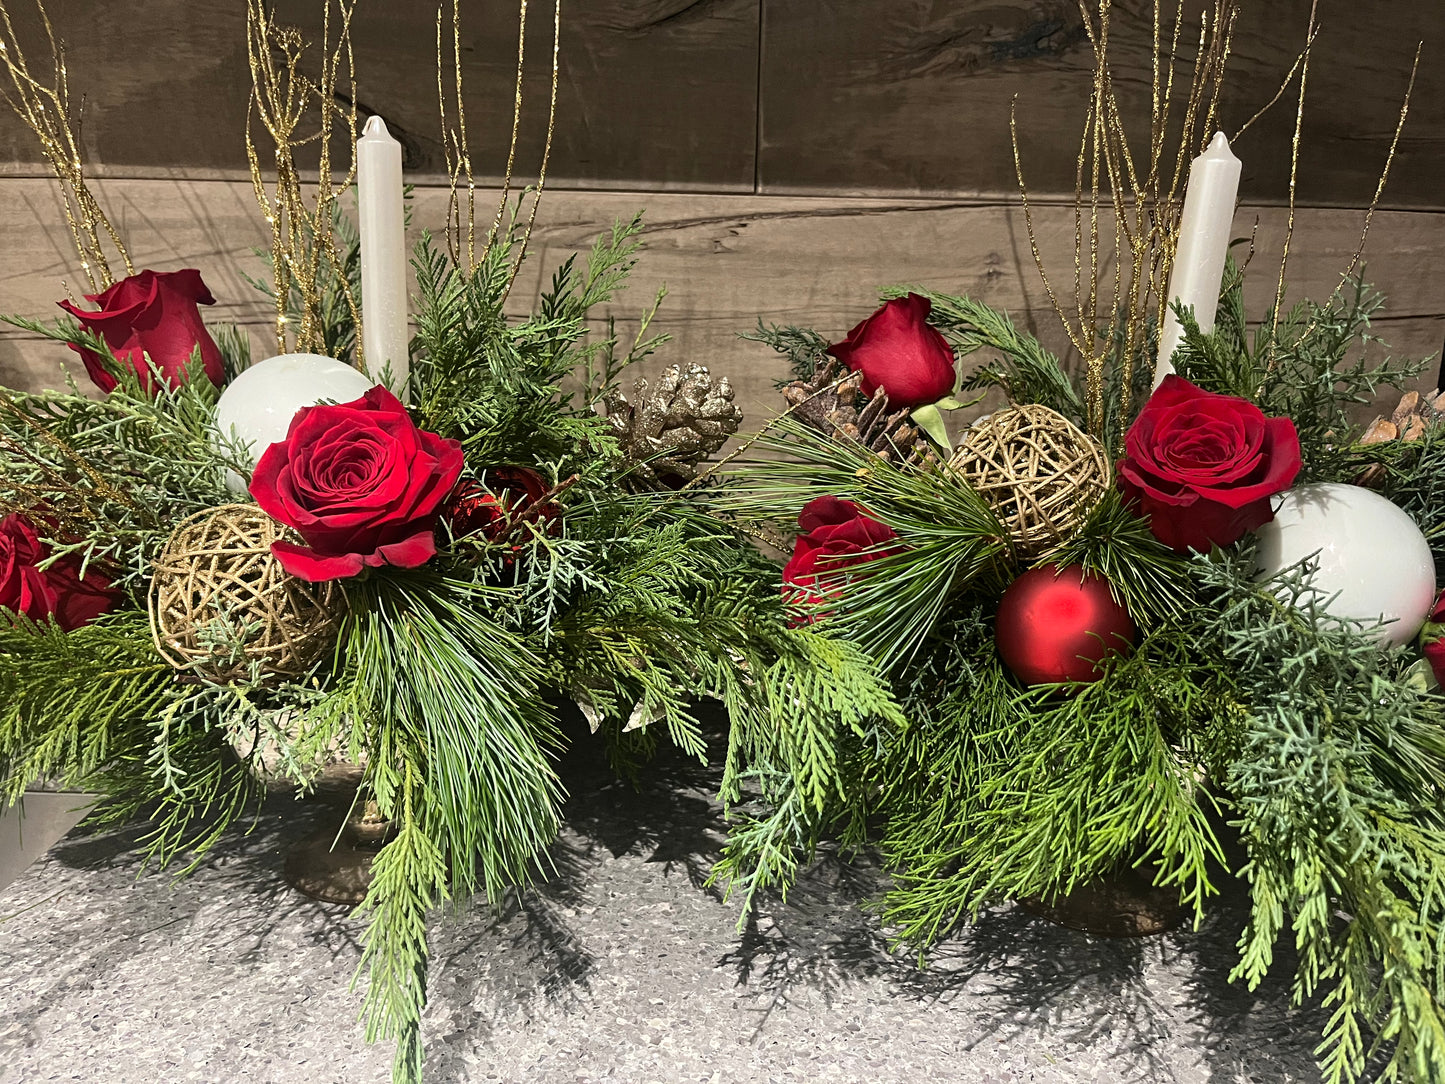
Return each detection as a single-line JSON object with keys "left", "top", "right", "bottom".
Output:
{"left": 757, "top": 0, "right": 1445, "bottom": 209}
{"left": 0, "top": 2, "right": 1438, "bottom": 207}
{"left": 0, "top": 179, "right": 1440, "bottom": 431}
{"left": 0, "top": 0, "right": 761, "bottom": 190}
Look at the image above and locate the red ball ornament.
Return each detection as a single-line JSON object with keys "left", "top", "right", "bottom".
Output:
{"left": 995, "top": 564, "right": 1136, "bottom": 685}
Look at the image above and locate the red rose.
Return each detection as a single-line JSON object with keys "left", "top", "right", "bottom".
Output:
{"left": 826, "top": 293, "right": 956, "bottom": 409}
{"left": 57, "top": 269, "right": 225, "bottom": 394}
{"left": 447, "top": 467, "right": 559, "bottom": 543}
{"left": 0, "top": 514, "right": 116, "bottom": 631}
{"left": 249, "top": 386, "right": 464, "bottom": 583}
{"left": 1117, "top": 375, "right": 1302, "bottom": 553}
{"left": 782, "top": 495, "right": 900, "bottom": 609}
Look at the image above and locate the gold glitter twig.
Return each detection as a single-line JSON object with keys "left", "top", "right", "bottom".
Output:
{"left": 1012, "top": 0, "right": 1238, "bottom": 441}
{"left": 500, "top": 0, "right": 562, "bottom": 303}
{"left": 1261, "top": 37, "right": 1420, "bottom": 387}
{"left": 0, "top": 0, "right": 131, "bottom": 292}
{"left": 245, "top": 0, "right": 360, "bottom": 360}
{"left": 438, "top": 0, "right": 562, "bottom": 286}
{"left": 1232, "top": 28, "right": 1316, "bottom": 143}
{"left": 1264, "top": 0, "right": 1319, "bottom": 372}
{"left": 1337, "top": 40, "right": 1419, "bottom": 294}
{"left": 486, "top": 0, "right": 530, "bottom": 261}
{"left": 437, "top": 0, "right": 478, "bottom": 270}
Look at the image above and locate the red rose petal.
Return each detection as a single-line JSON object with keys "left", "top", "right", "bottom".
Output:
{"left": 366, "top": 529, "right": 439, "bottom": 570}
{"left": 270, "top": 539, "right": 366, "bottom": 583}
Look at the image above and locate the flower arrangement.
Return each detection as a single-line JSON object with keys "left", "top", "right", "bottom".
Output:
{"left": 725, "top": 270, "right": 1445, "bottom": 1084}
{"left": 708, "top": 7, "right": 1445, "bottom": 1084}
{"left": 0, "top": 4, "right": 900, "bottom": 1082}
{"left": 2, "top": 2, "right": 1443, "bottom": 1084}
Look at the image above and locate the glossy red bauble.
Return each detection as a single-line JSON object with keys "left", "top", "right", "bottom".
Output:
{"left": 994, "top": 564, "right": 1136, "bottom": 685}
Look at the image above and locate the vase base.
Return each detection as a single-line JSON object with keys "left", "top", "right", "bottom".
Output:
{"left": 282, "top": 765, "right": 391, "bottom": 906}
{"left": 283, "top": 825, "right": 381, "bottom": 906}
{"left": 1018, "top": 864, "right": 1185, "bottom": 938}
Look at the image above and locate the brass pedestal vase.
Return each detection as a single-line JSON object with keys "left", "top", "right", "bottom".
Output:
{"left": 282, "top": 764, "right": 393, "bottom": 906}
{"left": 1017, "top": 861, "right": 1187, "bottom": 938}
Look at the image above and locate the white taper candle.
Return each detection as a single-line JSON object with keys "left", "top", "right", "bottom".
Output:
{"left": 356, "top": 115, "right": 409, "bottom": 400}
{"left": 1154, "top": 131, "right": 1242, "bottom": 387}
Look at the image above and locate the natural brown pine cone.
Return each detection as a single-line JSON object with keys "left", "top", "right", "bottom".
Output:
{"left": 1354, "top": 388, "right": 1445, "bottom": 487}
{"left": 1359, "top": 388, "right": 1445, "bottom": 446}
{"left": 781, "top": 355, "right": 937, "bottom": 467}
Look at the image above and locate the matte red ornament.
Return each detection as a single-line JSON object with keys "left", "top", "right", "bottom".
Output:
{"left": 994, "top": 564, "right": 1136, "bottom": 685}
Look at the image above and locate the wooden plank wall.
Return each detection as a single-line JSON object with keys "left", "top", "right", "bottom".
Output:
{"left": 0, "top": 1, "right": 1440, "bottom": 429}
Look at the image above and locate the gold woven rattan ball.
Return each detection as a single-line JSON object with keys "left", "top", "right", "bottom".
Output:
{"left": 950, "top": 404, "right": 1111, "bottom": 554}
{"left": 148, "top": 504, "right": 342, "bottom": 683}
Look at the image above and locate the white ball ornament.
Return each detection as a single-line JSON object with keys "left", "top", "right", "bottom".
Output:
{"left": 214, "top": 353, "right": 375, "bottom": 494}
{"left": 1254, "top": 483, "right": 1436, "bottom": 646}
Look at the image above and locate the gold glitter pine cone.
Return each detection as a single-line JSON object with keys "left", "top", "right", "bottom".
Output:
{"left": 148, "top": 504, "right": 343, "bottom": 684}
{"left": 949, "top": 404, "right": 1111, "bottom": 555}
{"left": 604, "top": 363, "right": 744, "bottom": 487}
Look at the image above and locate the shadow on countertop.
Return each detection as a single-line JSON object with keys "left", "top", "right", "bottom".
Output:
{"left": 17, "top": 702, "right": 1330, "bottom": 1084}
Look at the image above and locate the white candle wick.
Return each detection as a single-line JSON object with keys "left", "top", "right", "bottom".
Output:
{"left": 357, "top": 115, "right": 409, "bottom": 401}
{"left": 1153, "top": 131, "right": 1242, "bottom": 388}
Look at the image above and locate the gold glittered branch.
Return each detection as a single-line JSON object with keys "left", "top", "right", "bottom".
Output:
{"left": 0, "top": 0, "right": 132, "bottom": 293}
{"left": 438, "top": 0, "right": 561, "bottom": 291}
{"left": 437, "top": 0, "right": 478, "bottom": 270}
{"left": 1265, "top": 0, "right": 1318, "bottom": 371}
{"left": 245, "top": 0, "right": 361, "bottom": 360}
{"left": 1261, "top": 36, "right": 1420, "bottom": 388}
{"left": 501, "top": 0, "right": 562, "bottom": 303}
{"left": 487, "top": 0, "right": 529, "bottom": 263}
{"left": 1012, "top": 0, "right": 1239, "bottom": 439}
{"left": 1339, "top": 41, "right": 1420, "bottom": 292}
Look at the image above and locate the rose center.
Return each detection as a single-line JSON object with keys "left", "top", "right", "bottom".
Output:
{"left": 309, "top": 435, "right": 391, "bottom": 497}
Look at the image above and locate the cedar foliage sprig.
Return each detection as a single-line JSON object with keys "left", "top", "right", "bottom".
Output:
{"left": 0, "top": 361, "right": 249, "bottom": 592}
{"left": 0, "top": 612, "right": 294, "bottom": 874}
{"left": 708, "top": 623, "right": 907, "bottom": 916}
{"left": 1202, "top": 548, "right": 1445, "bottom": 1084}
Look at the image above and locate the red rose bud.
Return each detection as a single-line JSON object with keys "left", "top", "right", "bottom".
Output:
{"left": 249, "top": 386, "right": 464, "bottom": 583}
{"left": 825, "top": 293, "right": 956, "bottom": 410}
{"left": 0, "top": 514, "right": 117, "bottom": 632}
{"left": 782, "top": 495, "right": 901, "bottom": 613}
{"left": 1116, "top": 375, "right": 1302, "bottom": 553}
{"left": 448, "top": 484, "right": 507, "bottom": 541}
{"left": 448, "top": 467, "right": 559, "bottom": 543}
{"left": 58, "top": 269, "right": 226, "bottom": 394}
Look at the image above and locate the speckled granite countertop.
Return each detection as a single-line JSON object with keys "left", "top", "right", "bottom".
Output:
{"left": 0, "top": 735, "right": 1325, "bottom": 1084}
